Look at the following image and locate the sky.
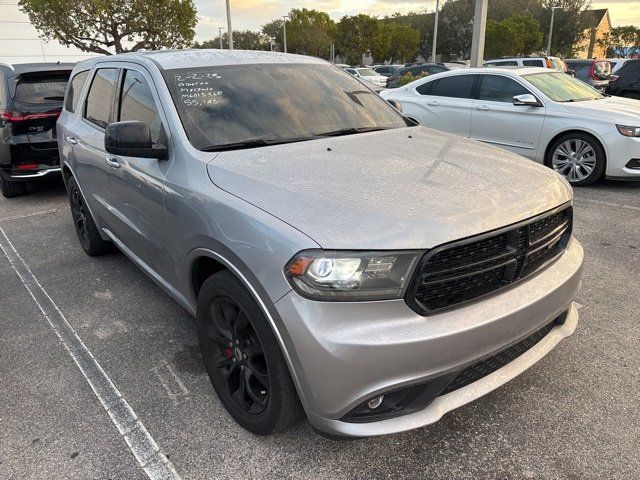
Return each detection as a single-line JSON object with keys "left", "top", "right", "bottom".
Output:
{"left": 194, "top": 0, "right": 640, "bottom": 41}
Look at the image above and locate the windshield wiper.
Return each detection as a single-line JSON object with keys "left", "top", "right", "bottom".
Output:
{"left": 316, "top": 126, "right": 389, "bottom": 138}
{"left": 201, "top": 135, "right": 317, "bottom": 152}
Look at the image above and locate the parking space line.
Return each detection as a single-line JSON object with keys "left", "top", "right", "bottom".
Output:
{"left": 0, "top": 208, "right": 59, "bottom": 222}
{"left": 0, "top": 226, "right": 181, "bottom": 480}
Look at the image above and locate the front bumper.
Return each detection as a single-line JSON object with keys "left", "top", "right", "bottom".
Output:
{"left": 602, "top": 131, "right": 640, "bottom": 179}
{"left": 275, "top": 237, "right": 583, "bottom": 437}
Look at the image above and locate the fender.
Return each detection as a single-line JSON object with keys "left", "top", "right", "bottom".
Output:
{"left": 185, "top": 246, "right": 312, "bottom": 412}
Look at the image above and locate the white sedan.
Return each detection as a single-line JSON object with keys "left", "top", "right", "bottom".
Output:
{"left": 344, "top": 67, "right": 388, "bottom": 87}
{"left": 381, "top": 67, "right": 640, "bottom": 185}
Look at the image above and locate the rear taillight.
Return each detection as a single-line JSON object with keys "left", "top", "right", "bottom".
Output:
{"left": 588, "top": 62, "right": 597, "bottom": 80}
{"left": 16, "top": 163, "right": 38, "bottom": 171}
{"left": 546, "top": 58, "right": 553, "bottom": 69}
{"left": 0, "top": 110, "right": 61, "bottom": 123}
{"left": 609, "top": 75, "right": 620, "bottom": 82}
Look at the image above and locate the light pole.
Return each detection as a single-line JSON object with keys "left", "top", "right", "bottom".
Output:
{"left": 225, "top": 0, "right": 234, "bottom": 50}
{"left": 431, "top": 0, "right": 440, "bottom": 62}
{"left": 469, "top": 0, "right": 488, "bottom": 67}
{"left": 282, "top": 16, "right": 289, "bottom": 53}
{"left": 218, "top": 27, "right": 224, "bottom": 49}
{"left": 547, "top": 6, "right": 561, "bottom": 55}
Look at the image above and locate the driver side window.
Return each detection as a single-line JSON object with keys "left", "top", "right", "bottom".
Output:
{"left": 118, "top": 69, "right": 164, "bottom": 144}
{"left": 478, "top": 75, "right": 531, "bottom": 103}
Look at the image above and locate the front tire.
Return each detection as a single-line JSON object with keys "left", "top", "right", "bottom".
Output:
{"left": 546, "top": 133, "right": 605, "bottom": 186}
{"left": 67, "top": 176, "right": 113, "bottom": 256}
{"left": 196, "top": 270, "right": 303, "bottom": 435}
{"left": 0, "top": 177, "right": 27, "bottom": 198}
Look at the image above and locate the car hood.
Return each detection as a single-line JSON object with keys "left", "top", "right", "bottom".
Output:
{"left": 206, "top": 127, "right": 572, "bottom": 250}
{"left": 560, "top": 96, "right": 640, "bottom": 122}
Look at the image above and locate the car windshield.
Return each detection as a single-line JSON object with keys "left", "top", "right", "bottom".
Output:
{"left": 524, "top": 71, "right": 603, "bottom": 102}
{"left": 356, "top": 68, "right": 376, "bottom": 77}
{"left": 162, "top": 64, "right": 407, "bottom": 151}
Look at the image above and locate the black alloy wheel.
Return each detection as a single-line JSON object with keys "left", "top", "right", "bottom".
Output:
{"left": 204, "top": 296, "right": 270, "bottom": 414}
{"left": 70, "top": 184, "right": 90, "bottom": 249}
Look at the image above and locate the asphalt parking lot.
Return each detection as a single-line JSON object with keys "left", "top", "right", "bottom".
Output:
{"left": 0, "top": 177, "right": 638, "bottom": 480}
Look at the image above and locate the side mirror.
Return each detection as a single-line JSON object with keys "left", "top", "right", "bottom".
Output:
{"left": 105, "top": 121, "right": 167, "bottom": 160}
{"left": 513, "top": 94, "right": 541, "bottom": 107}
{"left": 566, "top": 69, "right": 576, "bottom": 77}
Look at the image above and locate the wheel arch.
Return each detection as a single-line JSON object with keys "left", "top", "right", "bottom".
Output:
{"left": 543, "top": 129, "right": 608, "bottom": 171}
{"left": 186, "top": 247, "right": 311, "bottom": 411}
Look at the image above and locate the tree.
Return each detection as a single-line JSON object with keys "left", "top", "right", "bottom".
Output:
{"left": 599, "top": 26, "right": 640, "bottom": 57}
{"left": 263, "top": 8, "right": 335, "bottom": 58}
{"left": 194, "top": 30, "right": 271, "bottom": 51}
{"left": 336, "top": 14, "right": 379, "bottom": 65}
{"left": 262, "top": 18, "right": 284, "bottom": 51}
{"left": 19, "top": 0, "right": 197, "bottom": 55}
{"left": 485, "top": 13, "right": 542, "bottom": 58}
{"left": 385, "top": 23, "right": 420, "bottom": 63}
{"left": 538, "top": 0, "right": 592, "bottom": 57}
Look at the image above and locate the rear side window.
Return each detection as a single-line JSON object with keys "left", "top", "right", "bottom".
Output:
{"left": 118, "top": 70, "right": 163, "bottom": 144}
{"left": 478, "top": 75, "right": 530, "bottom": 102}
{"left": 85, "top": 68, "right": 118, "bottom": 129}
{"left": 14, "top": 74, "right": 69, "bottom": 104}
{"left": 416, "top": 80, "right": 435, "bottom": 95}
{"left": 523, "top": 60, "right": 544, "bottom": 67}
{"left": 427, "top": 66, "right": 447, "bottom": 74}
{"left": 486, "top": 61, "right": 518, "bottom": 67}
{"left": 430, "top": 75, "right": 476, "bottom": 99}
{"left": 65, "top": 71, "right": 89, "bottom": 112}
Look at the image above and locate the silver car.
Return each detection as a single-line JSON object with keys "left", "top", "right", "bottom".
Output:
{"left": 57, "top": 50, "right": 583, "bottom": 438}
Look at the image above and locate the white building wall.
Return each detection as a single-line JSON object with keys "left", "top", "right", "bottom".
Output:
{"left": 0, "top": 2, "right": 97, "bottom": 64}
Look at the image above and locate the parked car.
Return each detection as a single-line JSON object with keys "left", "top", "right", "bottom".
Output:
{"left": 386, "top": 63, "right": 452, "bottom": 88}
{"left": 381, "top": 66, "right": 640, "bottom": 185}
{"left": 484, "top": 55, "right": 566, "bottom": 72}
{"left": 58, "top": 50, "right": 583, "bottom": 438}
{"left": 0, "top": 62, "right": 74, "bottom": 197}
{"left": 344, "top": 67, "right": 387, "bottom": 87}
{"left": 372, "top": 65, "right": 399, "bottom": 77}
{"left": 605, "top": 59, "right": 640, "bottom": 100}
{"left": 608, "top": 58, "right": 634, "bottom": 74}
{"left": 564, "top": 59, "right": 611, "bottom": 91}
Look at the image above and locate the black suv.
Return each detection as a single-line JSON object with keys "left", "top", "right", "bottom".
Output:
{"left": 605, "top": 59, "right": 640, "bottom": 100}
{"left": 0, "top": 62, "right": 73, "bottom": 197}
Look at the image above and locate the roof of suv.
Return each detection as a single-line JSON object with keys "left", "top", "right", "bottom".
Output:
{"left": 75, "top": 49, "right": 327, "bottom": 71}
{"left": 0, "top": 62, "right": 75, "bottom": 77}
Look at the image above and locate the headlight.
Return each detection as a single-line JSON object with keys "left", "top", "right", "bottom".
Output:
{"left": 285, "top": 250, "right": 423, "bottom": 300}
{"left": 616, "top": 125, "right": 640, "bottom": 137}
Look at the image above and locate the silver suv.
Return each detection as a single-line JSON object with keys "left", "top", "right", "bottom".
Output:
{"left": 57, "top": 50, "right": 583, "bottom": 438}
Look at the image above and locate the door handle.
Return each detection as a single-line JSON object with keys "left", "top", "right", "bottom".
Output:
{"left": 427, "top": 100, "right": 439, "bottom": 106}
{"left": 65, "top": 136, "right": 78, "bottom": 145}
{"left": 105, "top": 155, "right": 120, "bottom": 168}
{"left": 474, "top": 105, "right": 490, "bottom": 111}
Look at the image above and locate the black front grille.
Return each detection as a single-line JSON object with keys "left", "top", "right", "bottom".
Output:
{"left": 440, "top": 318, "right": 557, "bottom": 395}
{"left": 407, "top": 206, "right": 572, "bottom": 314}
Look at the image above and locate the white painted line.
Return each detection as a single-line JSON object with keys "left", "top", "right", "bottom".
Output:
{"left": 574, "top": 197, "right": 640, "bottom": 212}
{"left": 0, "top": 208, "right": 59, "bottom": 222}
{"left": 0, "top": 227, "right": 181, "bottom": 480}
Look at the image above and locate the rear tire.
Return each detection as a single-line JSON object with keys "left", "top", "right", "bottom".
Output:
{"left": 196, "top": 270, "right": 303, "bottom": 435}
{"left": 546, "top": 133, "right": 605, "bottom": 186}
{"left": 0, "top": 177, "right": 27, "bottom": 198}
{"left": 67, "top": 176, "right": 113, "bottom": 256}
